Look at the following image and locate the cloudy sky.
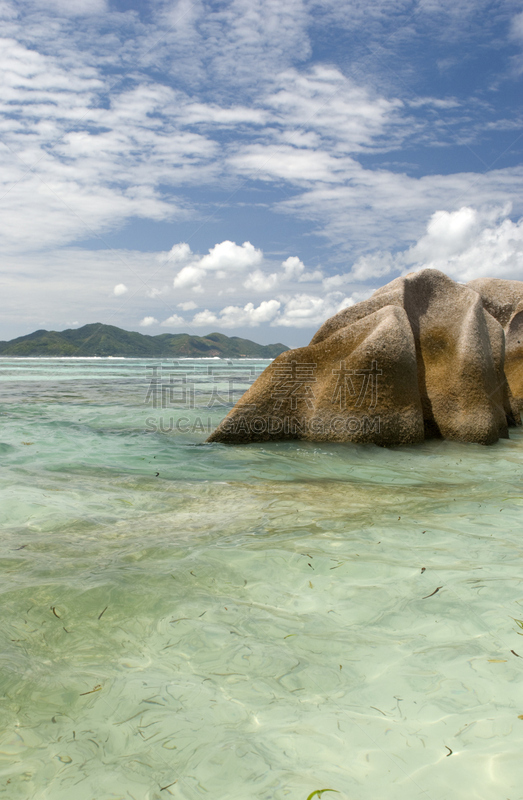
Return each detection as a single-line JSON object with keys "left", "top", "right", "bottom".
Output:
{"left": 1, "top": 0, "right": 522, "bottom": 346}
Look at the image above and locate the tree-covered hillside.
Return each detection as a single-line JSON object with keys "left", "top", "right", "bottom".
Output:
{"left": 0, "top": 324, "right": 289, "bottom": 358}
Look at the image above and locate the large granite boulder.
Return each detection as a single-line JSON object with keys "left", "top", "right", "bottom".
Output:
{"left": 467, "top": 278, "right": 523, "bottom": 410}
{"left": 207, "top": 269, "right": 522, "bottom": 446}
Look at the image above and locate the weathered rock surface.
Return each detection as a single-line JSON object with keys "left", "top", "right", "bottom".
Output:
{"left": 208, "top": 269, "right": 522, "bottom": 446}
{"left": 468, "top": 278, "right": 523, "bottom": 410}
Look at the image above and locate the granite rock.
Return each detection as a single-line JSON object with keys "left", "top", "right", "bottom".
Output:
{"left": 468, "top": 277, "right": 523, "bottom": 410}
{"left": 208, "top": 269, "right": 521, "bottom": 446}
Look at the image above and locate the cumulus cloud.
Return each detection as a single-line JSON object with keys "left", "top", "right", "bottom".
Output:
{"left": 139, "top": 316, "right": 158, "bottom": 327}
{"left": 282, "top": 257, "right": 304, "bottom": 279}
{"left": 190, "top": 292, "right": 358, "bottom": 330}
{"left": 192, "top": 300, "right": 281, "bottom": 328}
{"left": 177, "top": 300, "right": 198, "bottom": 311}
{"left": 190, "top": 309, "right": 220, "bottom": 328}
{"left": 242, "top": 255, "right": 323, "bottom": 292}
{"left": 173, "top": 240, "right": 264, "bottom": 291}
{"left": 344, "top": 205, "right": 523, "bottom": 284}
{"left": 161, "top": 243, "right": 193, "bottom": 264}
{"left": 276, "top": 165, "right": 523, "bottom": 256}
{"left": 198, "top": 240, "right": 263, "bottom": 272}
{"left": 405, "top": 206, "right": 523, "bottom": 282}
{"left": 161, "top": 314, "right": 185, "bottom": 327}
{"left": 275, "top": 293, "right": 354, "bottom": 328}
{"left": 173, "top": 265, "right": 206, "bottom": 290}
{"left": 243, "top": 269, "right": 279, "bottom": 292}
{"left": 282, "top": 256, "right": 323, "bottom": 283}
{"left": 113, "top": 283, "right": 128, "bottom": 296}
{"left": 407, "top": 206, "right": 481, "bottom": 262}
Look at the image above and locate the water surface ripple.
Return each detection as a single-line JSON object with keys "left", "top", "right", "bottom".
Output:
{"left": 1, "top": 358, "right": 523, "bottom": 800}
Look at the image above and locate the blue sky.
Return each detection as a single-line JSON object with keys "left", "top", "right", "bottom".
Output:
{"left": 1, "top": 0, "right": 522, "bottom": 346}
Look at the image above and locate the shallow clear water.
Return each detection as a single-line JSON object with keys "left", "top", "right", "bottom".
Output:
{"left": 1, "top": 358, "right": 523, "bottom": 800}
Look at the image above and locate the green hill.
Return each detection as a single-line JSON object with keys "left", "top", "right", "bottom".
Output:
{"left": 0, "top": 324, "right": 289, "bottom": 358}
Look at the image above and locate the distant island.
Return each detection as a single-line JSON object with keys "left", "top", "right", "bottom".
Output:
{"left": 0, "top": 323, "right": 289, "bottom": 358}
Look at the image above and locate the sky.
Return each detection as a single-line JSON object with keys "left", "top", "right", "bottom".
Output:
{"left": 1, "top": 0, "right": 522, "bottom": 347}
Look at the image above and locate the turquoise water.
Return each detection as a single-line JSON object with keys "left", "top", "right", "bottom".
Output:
{"left": 1, "top": 358, "right": 523, "bottom": 800}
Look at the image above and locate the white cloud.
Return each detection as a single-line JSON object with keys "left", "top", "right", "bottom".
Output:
{"left": 0, "top": 38, "right": 220, "bottom": 252}
{"left": 198, "top": 240, "right": 263, "bottom": 272}
{"left": 1, "top": 0, "right": 522, "bottom": 344}
{"left": 242, "top": 256, "right": 323, "bottom": 292}
{"left": 301, "top": 270, "right": 324, "bottom": 282}
{"left": 230, "top": 144, "right": 356, "bottom": 184}
{"left": 346, "top": 252, "right": 399, "bottom": 282}
{"left": 192, "top": 299, "right": 281, "bottom": 328}
{"left": 282, "top": 256, "right": 304, "bottom": 280}
{"left": 408, "top": 97, "right": 459, "bottom": 109}
{"left": 195, "top": 0, "right": 311, "bottom": 88}
{"left": 161, "top": 314, "right": 185, "bottom": 327}
{"left": 5, "top": 206, "right": 522, "bottom": 341}
{"left": 227, "top": 66, "right": 408, "bottom": 193}
{"left": 146, "top": 286, "right": 170, "bottom": 298}
{"left": 340, "top": 205, "right": 523, "bottom": 285}
{"left": 404, "top": 206, "right": 523, "bottom": 282}
{"left": 243, "top": 269, "right": 279, "bottom": 292}
{"left": 190, "top": 292, "right": 359, "bottom": 330}
{"left": 275, "top": 292, "right": 354, "bottom": 328}
{"left": 173, "top": 240, "right": 264, "bottom": 292}
{"left": 510, "top": 11, "right": 523, "bottom": 42}
{"left": 309, "top": 0, "right": 501, "bottom": 45}
{"left": 277, "top": 166, "right": 523, "bottom": 256}
{"left": 407, "top": 206, "right": 480, "bottom": 262}
{"left": 113, "top": 283, "right": 128, "bottom": 296}
{"left": 161, "top": 243, "right": 193, "bottom": 264}
{"left": 282, "top": 256, "right": 323, "bottom": 283}
{"left": 190, "top": 309, "right": 220, "bottom": 328}
{"left": 265, "top": 66, "right": 402, "bottom": 152}
{"left": 172, "top": 102, "right": 268, "bottom": 126}
{"left": 139, "top": 316, "right": 158, "bottom": 327}
{"left": 173, "top": 265, "right": 206, "bottom": 289}
{"left": 1, "top": 243, "right": 350, "bottom": 338}
{"left": 0, "top": 12, "right": 520, "bottom": 269}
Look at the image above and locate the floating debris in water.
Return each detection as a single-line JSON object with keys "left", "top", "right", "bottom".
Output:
{"left": 422, "top": 586, "right": 442, "bottom": 599}
{"left": 306, "top": 790, "right": 340, "bottom": 800}
{"left": 80, "top": 685, "right": 102, "bottom": 696}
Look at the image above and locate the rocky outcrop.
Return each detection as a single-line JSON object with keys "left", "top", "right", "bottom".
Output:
{"left": 207, "top": 269, "right": 522, "bottom": 446}
{"left": 467, "top": 278, "right": 523, "bottom": 411}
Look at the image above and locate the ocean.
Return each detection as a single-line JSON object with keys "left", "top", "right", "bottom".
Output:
{"left": 1, "top": 357, "right": 523, "bottom": 800}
